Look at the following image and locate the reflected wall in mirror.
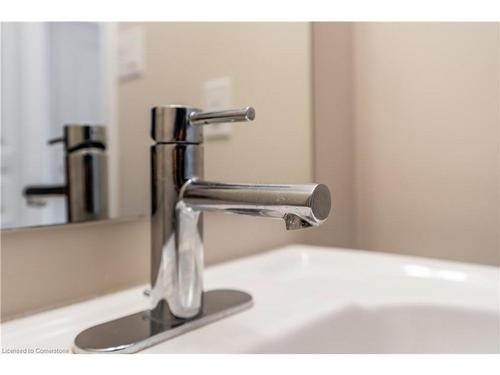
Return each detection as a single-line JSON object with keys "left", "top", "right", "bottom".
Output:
{"left": 1, "top": 22, "right": 118, "bottom": 229}
{"left": 0, "top": 22, "right": 314, "bottom": 230}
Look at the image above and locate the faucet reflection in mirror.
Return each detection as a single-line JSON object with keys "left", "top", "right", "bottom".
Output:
{"left": 23, "top": 124, "right": 109, "bottom": 223}
{"left": 74, "top": 105, "right": 331, "bottom": 353}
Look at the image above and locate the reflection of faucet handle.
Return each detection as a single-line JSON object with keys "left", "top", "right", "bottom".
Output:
{"left": 151, "top": 105, "right": 255, "bottom": 144}
{"left": 47, "top": 136, "right": 65, "bottom": 145}
{"left": 189, "top": 107, "right": 255, "bottom": 126}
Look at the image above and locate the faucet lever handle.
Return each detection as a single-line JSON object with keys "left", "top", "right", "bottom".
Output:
{"left": 47, "top": 136, "right": 65, "bottom": 145}
{"left": 189, "top": 107, "right": 255, "bottom": 126}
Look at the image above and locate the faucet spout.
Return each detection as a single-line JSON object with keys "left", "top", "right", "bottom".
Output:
{"left": 181, "top": 181, "right": 331, "bottom": 230}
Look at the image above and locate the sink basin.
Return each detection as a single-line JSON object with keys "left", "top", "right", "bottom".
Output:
{"left": 2, "top": 245, "right": 499, "bottom": 353}
{"left": 251, "top": 305, "right": 499, "bottom": 353}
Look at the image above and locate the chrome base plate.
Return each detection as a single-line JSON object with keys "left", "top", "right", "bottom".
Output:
{"left": 73, "top": 289, "right": 253, "bottom": 353}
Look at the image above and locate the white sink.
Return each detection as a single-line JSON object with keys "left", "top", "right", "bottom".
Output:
{"left": 2, "top": 245, "right": 499, "bottom": 353}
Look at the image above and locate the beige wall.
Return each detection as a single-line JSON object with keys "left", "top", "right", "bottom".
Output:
{"left": 312, "top": 22, "right": 499, "bottom": 265}
{"left": 1, "top": 219, "right": 149, "bottom": 320}
{"left": 301, "top": 23, "right": 355, "bottom": 248}
{"left": 354, "top": 23, "right": 499, "bottom": 265}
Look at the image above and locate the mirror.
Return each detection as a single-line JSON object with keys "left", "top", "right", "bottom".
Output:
{"left": 0, "top": 22, "right": 314, "bottom": 230}
{"left": 1, "top": 23, "right": 117, "bottom": 229}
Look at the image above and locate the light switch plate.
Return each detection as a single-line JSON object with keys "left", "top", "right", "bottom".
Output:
{"left": 202, "top": 77, "right": 233, "bottom": 139}
{"left": 117, "top": 27, "right": 144, "bottom": 80}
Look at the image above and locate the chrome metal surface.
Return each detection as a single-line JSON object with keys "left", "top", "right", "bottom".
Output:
{"left": 64, "top": 124, "right": 107, "bottom": 151}
{"left": 150, "top": 143, "right": 204, "bottom": 317}
{"left": 189, "top": 106, "right": 255, "bottom": 126}
{"left": 67, "top": 148, "right": 109, "bottom": 222}
{"left": 75, "top": 104, "right": 331, "bottom": 353}
{"left": 74, "top": 289, "right": 253, "bottom": 354}
{"left": 182, "top": 181, "right": 330, "bottom": 230}
{"left": 151, "top": 105, "right": 202, "bottom": 143}
{"left": 151, "top": 105, "right": 255, "bottom": 143}
{"left": 23, "top": 124, "right": 109, "bottom": 223}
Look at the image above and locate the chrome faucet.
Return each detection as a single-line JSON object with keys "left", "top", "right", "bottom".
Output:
{"left": 149, "top": 105, "right": 331, "bottom": 318}
{"left": 23, "top": 124, "right": 109, "bottom": 223}
{"left": 74, "top": 105, "right": 331, "bottom": 353}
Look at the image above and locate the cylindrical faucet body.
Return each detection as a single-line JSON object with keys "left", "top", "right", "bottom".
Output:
{"left": 150, "top": 143, "right": 204, "bottom": 318}
{"left": 64, "top": 125, "right": 109, "bottom": 222}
